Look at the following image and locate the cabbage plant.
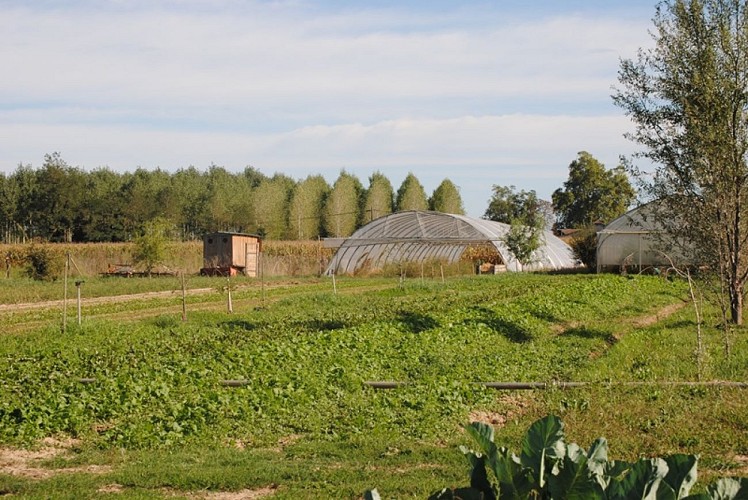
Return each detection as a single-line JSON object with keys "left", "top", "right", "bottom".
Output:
{"left": 428, "top": 415, "right": 747, "bottom": 500}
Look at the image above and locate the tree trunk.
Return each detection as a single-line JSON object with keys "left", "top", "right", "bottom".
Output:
{"left": 730, "top": 283, "right": 743, "bottom": 325}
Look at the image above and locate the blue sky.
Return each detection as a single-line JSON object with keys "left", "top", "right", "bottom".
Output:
{"left": 1, "top": 0, "right": 658, "bottom": 217}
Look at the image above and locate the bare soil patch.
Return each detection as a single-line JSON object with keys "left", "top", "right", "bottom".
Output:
{"left": 734, "top": 455, "right": 748, "bottom": 475}
{"left": 0, "top": 438, "right": 111, "bottom": 479}
{"left": 469, "top": 394, "right": 532, "bottom": 429}
{"left": 97, "top": 483, "right": 125, "bottom": 494}
{"left": 630, "top": 300, "right": 688, "bottom": 328}
{"left": 201, "top": 488, "right": 277, "bottom": 500}
{"left": 164, "top": 486, "right": 278, "bottom": 499}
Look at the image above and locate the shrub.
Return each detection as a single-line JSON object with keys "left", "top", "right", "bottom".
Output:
{"left": 132, "top": 218, "right": 172, "bottom": 277}
{"left": 570, "top": 226, "right": 597, "bottom": 269}
{"left": 24, "top": 245, "right": 64, "bottom": 281}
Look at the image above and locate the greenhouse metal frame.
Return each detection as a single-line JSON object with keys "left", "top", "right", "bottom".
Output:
{"left": 325, "top": 211, "right": 577, "bottom": 275}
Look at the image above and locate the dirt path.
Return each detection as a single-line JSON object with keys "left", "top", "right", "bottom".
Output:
{"left": 553, "top": 299, "right": 689, "bottom": 339}
{"left": 0, "top": 278, "right": 390, "bottom": 314}
{"left": 0, "top": 281, "right": 395, "bottom": 334}
{"left": 0, "top": 287, "right": 218, "bottom": 312}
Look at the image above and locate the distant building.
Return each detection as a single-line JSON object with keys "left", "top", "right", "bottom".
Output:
{"left": 201, "top": 232, "right": 261, "bottom": 277}
{"left": 596, "top": 202, "right": 693, "bottom": 273}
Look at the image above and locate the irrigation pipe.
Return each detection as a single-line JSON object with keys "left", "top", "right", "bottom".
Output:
{"left": 220, "top": 379, "right": 250, "bottom": 387}
{"left": 364, "top": 380, "right": 748, "bottom": 390}
{"left": 70, "top": 379, "right": 748, "bottom": 389}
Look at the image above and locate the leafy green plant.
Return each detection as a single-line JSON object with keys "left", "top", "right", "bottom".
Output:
{"left": 132, "top": 217, "right": 172, "bottom": 277}
{"left": 569, "top": 226, "right": 597, "bottom": 270}
{"left": 502, "top": 219, "right": 543, "bottom": 269}
{"left": 24, "top": 244, "right": 64, "bottom": 281}
{"left": 429, "top": 415, "right": 748, "bottom": 499}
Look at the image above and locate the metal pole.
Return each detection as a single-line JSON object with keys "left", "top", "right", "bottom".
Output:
{"left": 75, "top": 280, "right": 84, "bottom": 326}
{"left": 317, "top": 236, "right": 322, "bottom": 276}
{"left": 226, "top": 275, "right": 233, "bottom": 314}
{"left": 638, "top": 234, "right": 642, "bottom": 273}
{"left": 62, "top": 252, "right": 70, "bottom": 333}
{"left": 181, "top": 271, "right": 187, "bottom": 321}
{"left": 260, "top": 251, "right": 266, "bottom": 306}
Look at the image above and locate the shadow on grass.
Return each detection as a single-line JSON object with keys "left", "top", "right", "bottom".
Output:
{"left": 222, "top": 320, "right": 259, "bottom": 332}
{"left": 303, "top": 319, "right": 349, "bottom": 331}
{"left": 527, "top": 308, "right": 559, "bottom": 324}
{"left": 662, "top": 319, "right": 697, "bottom": 329}
{"left": 397, "top": 311, "right": 440, "bottom": 333}
{"left": 563, "top": 326, "right": 618, "bottom": 345}
{"left": 466, "top": 307, "right": 532, "bottom": 343}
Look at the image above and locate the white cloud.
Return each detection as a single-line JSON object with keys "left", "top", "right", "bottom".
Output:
{"left": 1, "top": 4, "right": 648, "bottom": 112}
{"left": 0, "top": 1, "right": 653, "bottom": 217}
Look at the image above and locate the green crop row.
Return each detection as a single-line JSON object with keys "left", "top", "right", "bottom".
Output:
{"left": 0, "top": 274, "right": 692, "bottom": 450}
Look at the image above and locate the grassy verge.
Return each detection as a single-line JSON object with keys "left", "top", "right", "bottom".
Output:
{"left": 0, "top": 273, "right": 746, "bottom": 498}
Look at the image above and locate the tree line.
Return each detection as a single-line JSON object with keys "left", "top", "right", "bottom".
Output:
{"left": 0, "top": 153, "right": 465, "bottom": 243}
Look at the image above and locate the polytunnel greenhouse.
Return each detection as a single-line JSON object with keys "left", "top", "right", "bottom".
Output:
{"left": 325, "top": 210, "right": 577, "bottom": 275}
{"left": 596, "top": 202, "right": 693, "bottom": 272}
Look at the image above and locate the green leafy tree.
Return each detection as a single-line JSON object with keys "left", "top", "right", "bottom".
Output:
{"left": 395, "top": 172, "right": 428, "bottom": 211}
{"left": 502, "top": 219, "right": 544, "bottom": 269}
{"left": 0, "top": 172, "right": 20, "bottom": 243}
{"left": 362, "top": 171, "right": 394, "bottom": 223}
{"left": 170, "top": 166, "right": 210, "bottom": 239}
{"left": 79, "top": 168, "right": 127, "bottom": 242}
{"left": 229, "top": 175, "right": 260, "bottom": 234}
{"left": 485, "top": 185, "right": 547, "bottom": 268}
{"left": 9, "top": 164, "right": 37, "bottom": 242}
{"left": 120, "top": 168, "right": 175, "bottom": 237}
{"left": 552, "top": 152, "right": 635, "bottom": 228}
{"left": 30, "top": 153, "right": 86, "bottom": 242}
{"left": 253, "top": 174, "right": 295, "bottom": 239}
{"left": 614, "top": 0, "right": 748, "bottom": 325}
{"left": 132, "top": 217, "right": 172, "bottom": 277}
{"left": 429, "top": 178, "right": 465, "bottom": 214}
{"left": 205, "top": 166, "right": 243, "bottom": 232}
{"left": 242, "top": 166, "right": 267, "bottom": 188}
{"left": 324, "top": 170, "right": 363, "bottom": 237}
{"left": 289, "top": 175, "right": 329, "bottom": 239}
{"left": 485, "top": 185, "right": 543, "bottom": 224}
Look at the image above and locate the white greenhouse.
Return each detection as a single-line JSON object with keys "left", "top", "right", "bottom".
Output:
{"left": 596, "top": 202, "right": 692, "bottom": 272}
{"left": 325, "top": 210, "right": 577, "bottom": 275}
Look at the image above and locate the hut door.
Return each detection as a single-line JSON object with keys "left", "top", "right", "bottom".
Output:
{"left": 244, "top": 241, "right": 259, "bottom": 277}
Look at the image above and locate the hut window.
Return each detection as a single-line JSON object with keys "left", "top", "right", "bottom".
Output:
{"left": 222, "top": 238, "right": 228, "bottom": 243}
{"left": 207, "top": 238, "right": 213, "bottom": 244}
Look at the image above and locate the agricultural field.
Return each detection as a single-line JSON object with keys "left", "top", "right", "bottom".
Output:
{"left": 0, "top": 240, "right": 337, "bottom": 281}
{"left": 0, "top": 271, "right": 747, "bottom": 498}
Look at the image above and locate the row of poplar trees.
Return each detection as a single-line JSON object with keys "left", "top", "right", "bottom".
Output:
{"left": 0, "top": 153, "right": 465, "bottom": 243}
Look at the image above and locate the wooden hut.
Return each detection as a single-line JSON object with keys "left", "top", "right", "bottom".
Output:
{"left": 201, "top": 232, "right": 261, "bottom": 277}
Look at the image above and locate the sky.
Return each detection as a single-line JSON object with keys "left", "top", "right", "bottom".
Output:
{"left": 1, "top": 0, "right": 659, "bottom": 217}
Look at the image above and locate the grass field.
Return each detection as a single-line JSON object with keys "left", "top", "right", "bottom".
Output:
{"left": 0, "top": 272, "right": 747, "bottom": 498}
